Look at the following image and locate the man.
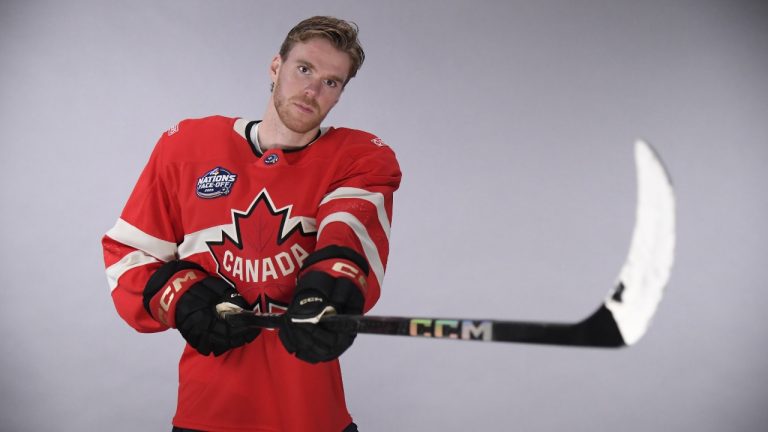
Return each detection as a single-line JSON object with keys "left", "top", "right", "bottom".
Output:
{"left": 103, "top": 16, "right": 401, "bottom": 432}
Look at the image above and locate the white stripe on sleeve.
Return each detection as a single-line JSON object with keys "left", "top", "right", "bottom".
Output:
{"left": 106, "top": 250, "right": 160, "bottom": 292}
{"left": 317, "top": 212, "right": 385, "bottom": 288}
{"left": 106, "top": 218, "right": 178, "bottom": 262}
{"left": 320, "top": 187, "right": 390, "bottom": 240}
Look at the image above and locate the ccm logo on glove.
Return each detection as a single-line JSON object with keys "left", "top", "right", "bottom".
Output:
{"left": 150, "top": 269, "right": 207, "bottom": 327}
{"left": 330, "top": 261, "right": 367, "bottom": 289}
{"left": 299, "top": 296, "right": 324, "bottom": 307}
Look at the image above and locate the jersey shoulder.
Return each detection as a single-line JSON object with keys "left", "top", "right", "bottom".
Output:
{"left": 319, "top": 127, "right": 401, "bottom": 184}
{"left": 162, "top": 115, "right": 236, "bottom": 142}
{"left": 324, "top": 127, "right": 396, "bottom": 158}
{"left": 154, "top": 115, "right": 238, "bottom": 159}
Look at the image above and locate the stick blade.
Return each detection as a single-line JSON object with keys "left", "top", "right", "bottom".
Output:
{"left": 603, "top": 140, "right": 676, "bottom": 345}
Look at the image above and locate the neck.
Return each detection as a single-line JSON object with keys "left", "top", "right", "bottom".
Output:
{"left": 258, "top": 99, "right": 320, "bottom": 151}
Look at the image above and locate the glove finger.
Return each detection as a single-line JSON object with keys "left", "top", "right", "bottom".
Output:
{"left": 309, "top": 325, "right": 339, "bottom": 351}
{"left": 295, "top": 326, "right": 337, "bottom": 363}
{"left": 178, "top": 310, "right": 212, "bottom": 336}
{"left": 194, "top": 333, "right": 213, "bottom": 356}
{"left": 291, "top": 325, "right": 318, "bottom": 352}
{"left": 179, "top": 318, "right": 208, "bottom": 349}
{"left": 278, "top": 328, "right": 297, "bottom": 354}
{"left": 212, "top": 342, "right": 229, "bottom": 357}
{"left": 228, "top": 324, "right": 261, "bottom": 347}
{"left": 315, "top": 327, "right": 358, "bottom": 362}
{"left": 335, "top": 332, "right": 357, "bottom": 354}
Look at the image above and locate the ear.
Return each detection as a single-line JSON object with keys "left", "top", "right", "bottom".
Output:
{"left": 270, "top": 55, "right": 281, "bottom": 82}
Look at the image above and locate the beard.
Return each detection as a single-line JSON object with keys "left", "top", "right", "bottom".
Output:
{"left": 272, "top": 80, "right": 326, "bottom": 134}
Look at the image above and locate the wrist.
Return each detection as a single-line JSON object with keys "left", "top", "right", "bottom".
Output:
{"left": 143, "top": 260, "right": 209, "bottom": 327}
{"left": 300, "top": 258, "right": 367, "bottom": 295}
{"left": 299, "top": 245, "right": 370, "bottom": 296}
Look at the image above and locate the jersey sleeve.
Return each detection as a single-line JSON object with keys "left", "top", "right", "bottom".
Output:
{"left": 316, "top": 140, "right": 402, "bottom": 312}
{"left": 102, "top": 129, "right": 184, "bottom": 332}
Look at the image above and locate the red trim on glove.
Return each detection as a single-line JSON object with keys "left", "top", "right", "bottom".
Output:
{"left": 147, "top": 269, "right": 208, "bottom": 327}
{"left": 301, "top": 258, "right": 368, "bottom": 297}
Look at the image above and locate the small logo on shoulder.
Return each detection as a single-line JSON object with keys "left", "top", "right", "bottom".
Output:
{"left": 264, "top": 153, "right": 279, "bottom": 165}
{"left": 167, "top": 123, "right": 179, "bottom": 136}
{"left": 371, "top": 137, "right": 387, "bottom": 147}
{"left": 196, "top": 167, "right": 238, "bottom": 199}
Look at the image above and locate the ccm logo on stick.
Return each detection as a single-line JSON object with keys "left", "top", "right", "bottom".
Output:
{"left": 409, "top": 319, "right": 492, "bottom": 341}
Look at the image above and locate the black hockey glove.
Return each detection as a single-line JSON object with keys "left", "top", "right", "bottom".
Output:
{"left": 279, "top": 246, "right": 368, "bottom": 364}
{"left": 143, "top": 260, "right": 261, "bottom": 356}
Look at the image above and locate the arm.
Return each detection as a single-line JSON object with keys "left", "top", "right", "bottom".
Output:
{"left": 103, "top": 125, "right": 260, "bottom": 355}
{"left": 103, "top": 134, "right": 181, "bottom": 333}
{"left": 279, "top": 137, "right": 402, "bottom": 363}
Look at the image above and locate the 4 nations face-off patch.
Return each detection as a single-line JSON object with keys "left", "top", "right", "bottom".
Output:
{"left": 196, "top": 167, "right": 238, "bottom": 199}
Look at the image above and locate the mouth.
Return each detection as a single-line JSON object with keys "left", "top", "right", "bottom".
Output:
{"left": 292, "top": 99, "right": 317, "bottom": 114}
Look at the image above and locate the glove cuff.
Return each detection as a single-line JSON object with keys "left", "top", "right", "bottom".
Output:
{"left": 300, "top": 245, "right": 370, "bottom": 277}
{"left": 299, "top": 246, "right": 369, "bottom": 296}
{"left": 301, "top": 258, "right": 367, "bottom": 297}
{"left": 146, "top": 266, "right": 208, "bottom": 327}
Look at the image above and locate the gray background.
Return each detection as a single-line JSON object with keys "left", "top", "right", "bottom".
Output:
{"left": 1, "top": 0, "right": 766, "bottom": 431}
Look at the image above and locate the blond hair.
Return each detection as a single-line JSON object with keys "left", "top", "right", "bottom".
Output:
{"left": 279, "top": 16, "right": 365, "bottom": 84}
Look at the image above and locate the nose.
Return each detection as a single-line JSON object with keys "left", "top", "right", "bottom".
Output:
{"left": 304, "top": 79, "right": 321, "bottom": 97}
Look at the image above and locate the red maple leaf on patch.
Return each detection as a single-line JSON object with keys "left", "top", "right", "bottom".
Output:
{"left": 207, "top": 190, "right": 317, "bottom": 308}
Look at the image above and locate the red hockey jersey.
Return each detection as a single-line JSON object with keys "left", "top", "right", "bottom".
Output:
{"left": 103, "top": 116, "right": 401, "bottom": 431}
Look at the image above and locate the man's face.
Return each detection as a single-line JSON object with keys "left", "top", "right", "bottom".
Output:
{"left": 271, "top": 38, "right": 351, "bottom": 134}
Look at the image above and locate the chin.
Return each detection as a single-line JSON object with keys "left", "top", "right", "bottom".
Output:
{"left": 280, "top": 113, "right": 325, "bottom": 134}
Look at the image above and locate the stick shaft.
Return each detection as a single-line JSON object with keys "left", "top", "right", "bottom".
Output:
{"left": 227, "top": 305, "right": 624, "bottom": 347}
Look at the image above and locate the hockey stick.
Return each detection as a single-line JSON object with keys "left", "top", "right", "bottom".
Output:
{"left": 222, "top": 140, "right": 675, "bottom": 347}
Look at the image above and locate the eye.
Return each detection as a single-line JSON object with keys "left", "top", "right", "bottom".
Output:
{"left": 324, "top": 79, "right": 338, "bottom": 88}
{"left": 297, "top": 65, "right": 310, "bottom": 74}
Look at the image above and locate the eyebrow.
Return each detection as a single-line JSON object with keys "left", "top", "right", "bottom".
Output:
{"left": 296, "top": 58, "right": 346, "bottom": 84}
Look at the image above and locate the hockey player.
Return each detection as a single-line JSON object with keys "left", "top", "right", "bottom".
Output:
{"left": 102, "top": 16, "right": 401, "bottom": 432}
